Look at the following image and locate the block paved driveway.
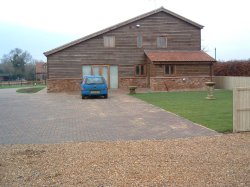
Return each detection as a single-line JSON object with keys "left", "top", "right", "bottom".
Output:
{"left": 0, "top": 88, "right": 218, "bottom": 144}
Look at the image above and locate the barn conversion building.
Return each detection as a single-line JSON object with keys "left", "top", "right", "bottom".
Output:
{"left": 44, "top": 7, "right": 215, "bottom": 92}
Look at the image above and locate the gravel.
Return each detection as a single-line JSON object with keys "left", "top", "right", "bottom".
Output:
{"left": 0, "top": 133, "right": 249, "bottom": 186}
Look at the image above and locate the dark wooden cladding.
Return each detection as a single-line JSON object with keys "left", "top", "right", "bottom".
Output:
{"left": 47, "top": 12, "right": 201, "bottom": 79}
{"left": 119, "top": 65, "right": 135, "bottom": 77}
{"left": 150, "top": 64, "right": 210, "bottom": 77}
{"left": 176, "top": 65, "right": 210, "bottom": 76}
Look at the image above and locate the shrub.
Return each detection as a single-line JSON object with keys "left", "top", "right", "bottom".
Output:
{"left": 214, "top": 60, "right": 250, "bottom": 76}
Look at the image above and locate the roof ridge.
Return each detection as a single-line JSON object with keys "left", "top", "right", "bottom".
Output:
{"left": 44, "top": 7, "right": 203, "bottom": 56}
{"left": 144, "top": 50, "right": 205, "bottom": 53}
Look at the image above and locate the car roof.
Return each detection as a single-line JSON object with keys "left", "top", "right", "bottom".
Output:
{"left": 83, "top": 75, "right": 103, "bottom": 78}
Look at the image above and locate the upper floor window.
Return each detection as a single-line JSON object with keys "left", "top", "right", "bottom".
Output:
{"left": 165, "top": 65, "right": 175, "bottom": 75}
{"left": 104, "top": 36, "right": 115, "bottom": 47}
{"left": 137, "top": 35, "right": 143, "bottom": 48}
{"left": 157, "top": 37, "right": 167, "bottom": 48}
{"left": 135, "top": 64, "right": 146, "bottom": 76}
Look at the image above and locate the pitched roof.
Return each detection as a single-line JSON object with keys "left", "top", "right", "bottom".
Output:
{"left": 44, "top": 7, "right": 204, "bottom": 56}
{"left": 144, "top": 50, "right": 216, "bottom": 62}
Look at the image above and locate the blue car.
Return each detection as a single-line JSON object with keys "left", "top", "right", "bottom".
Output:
{"left": 81, "top": 75, "right": 108, "bottom": 99}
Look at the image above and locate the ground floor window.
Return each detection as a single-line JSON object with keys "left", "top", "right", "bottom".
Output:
{"left": 165, "top": 65, "right": 175, "bottom": 75}
{"left": 135, "top": 64, "right": 146, "bottom": 76}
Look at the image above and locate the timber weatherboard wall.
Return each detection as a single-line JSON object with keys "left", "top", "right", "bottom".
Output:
{"left": 150, "top": 64, "right": 210, "bottom": 77}
{"left": 45, "top": 7, "right": 216, "bottom": 92}
{"left": 47, "top": 11, "right": 201, "bottom": 80}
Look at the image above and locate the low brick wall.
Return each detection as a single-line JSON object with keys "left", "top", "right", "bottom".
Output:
{"left": 47, "top": 76, "right": 211, "bottom": 92}
{"left": 47, "top": 78, "right": 81, "bottom": 92}
{"left": 119, "top": 77, "right": 147, "bottom": 88}
{"left": 150, "top": 76, "right": 211, "bottom": 91}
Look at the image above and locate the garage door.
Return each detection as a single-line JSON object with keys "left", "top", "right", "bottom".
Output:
{"left": 82, "top": 65, "right": 118, "bottom": 89}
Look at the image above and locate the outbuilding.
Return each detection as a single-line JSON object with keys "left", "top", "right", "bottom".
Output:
{"left": 44, "top": 7, "right": 215, "bottom": 92}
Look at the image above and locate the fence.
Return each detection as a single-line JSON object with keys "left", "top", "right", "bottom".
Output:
{"left": 233, "top": 87, "right": 250, "bottom": 132}
{"left": 0, "top": 80, "right": 46, "bottom": 87}
{"left": 214, "top": 76, "right": 250, "bottom": 90}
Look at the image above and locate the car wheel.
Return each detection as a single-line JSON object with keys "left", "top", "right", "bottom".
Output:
{"left": 104, "top": 94, "right": 108, "bottom": 99}
{"left": 82, "top": 95, "right": 85, "bottom": 99}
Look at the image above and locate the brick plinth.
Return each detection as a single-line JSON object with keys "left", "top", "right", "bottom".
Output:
{"left": 47, "top": 78, "right": 81, "bottom": 92}
{"left": 47, "top": 77, "right": 211, "bottom": 92}
{"left": 150, "top": 76, "right": 211, "bottom": 91}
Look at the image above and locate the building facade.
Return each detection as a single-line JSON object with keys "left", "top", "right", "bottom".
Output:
{"left": 44, "top": 7, "right": 215, "bottom": 92}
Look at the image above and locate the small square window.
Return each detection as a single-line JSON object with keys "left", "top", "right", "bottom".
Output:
{"left": 135, "top": 65, "right": 146, "bottom": 76}
{"left": 165, "top": 65, "right": 175, "bottom": 75}
{"left": 104, "top": 36, "right": 115, "bottom": 47}
{"left": 157, "top": 37, "right": 167, "bottom": 48}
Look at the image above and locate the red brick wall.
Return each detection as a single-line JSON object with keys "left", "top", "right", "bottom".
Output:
{"left": 47, "top": 78, "right": 81, "bottom": 92}
{"left": 119, "top": 77, "right": 147, "bottom": 88}
{"left": 150, "top": 76, "right": 211, "bottom": 91}
{"left": 47, "top": 77, "right": 211, "bottom": 92}
{"left": 47, "top": 77, "right": 147, "bottom": 92}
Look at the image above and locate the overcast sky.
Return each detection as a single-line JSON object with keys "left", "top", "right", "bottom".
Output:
{"left": 0, "top": 0, "right": 249, "bottom": 61}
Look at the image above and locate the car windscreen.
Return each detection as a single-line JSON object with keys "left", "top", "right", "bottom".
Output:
{"left": 86, "top": 77, "right": 105, "bottom": 84}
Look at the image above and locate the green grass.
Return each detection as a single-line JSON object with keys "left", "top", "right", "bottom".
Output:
{"left": 0, "top": 84, "right": 33, "bottom": 89}
{"left": 133, "top": 90, "right": 233, "bottom": 133}
{"left": 16, "top": 86, "right": 46, "bottom": 93}
{"left": 0, "top": 84, "right": 45, "bottom": 89}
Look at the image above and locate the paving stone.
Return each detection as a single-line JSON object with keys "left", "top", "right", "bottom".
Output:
{"left": 0, "top": 88, "right": 218, "bottom": 144}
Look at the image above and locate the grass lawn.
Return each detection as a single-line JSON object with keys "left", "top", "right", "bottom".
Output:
{"left": 133, "top": 90, "right": 232, "bottom": 133}
{"left": 0, "top": 84, "right": 33, "bottom": 89}
{"left": 0, "top": 84, "right": 45, "bottom": 89}
{"left": 16, "top": 86, "right": 46, "bottom": 93}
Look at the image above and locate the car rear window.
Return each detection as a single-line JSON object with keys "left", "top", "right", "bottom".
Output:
{"left": 86, "top": 77, "right": 105, "bottom": 84}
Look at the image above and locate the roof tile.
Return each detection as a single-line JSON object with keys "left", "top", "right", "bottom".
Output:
{"left": 145, "top": 50, "right": 215, "bottom": 62}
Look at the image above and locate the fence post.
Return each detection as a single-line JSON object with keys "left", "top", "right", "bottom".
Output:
{"left": 233, "top": 87, "right": 237, "bottom": 132}
{"left": 233, "top": 87, "right": 250, "bottom": 132}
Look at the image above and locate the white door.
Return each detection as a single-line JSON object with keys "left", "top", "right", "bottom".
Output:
{"left": 102, "top": 66, "right": 109, "bottom": 86}
{"left": 82, "top": 65, "right": 118, "bottom": 89}
{"left": 82, "top": 65, "right": 91, "bottom": 76}
{"left": 110, "top": 65, "right": 118, "bottom": 89}
{"left": 92, "top": 66, "right": 100, "bottom": 76}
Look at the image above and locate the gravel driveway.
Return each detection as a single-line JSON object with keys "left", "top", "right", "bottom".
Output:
{"left": 0, "top": 133, "right": 249, "bottom": 186}
{"left": 0, "top": 88, "right": 217, "bottom": 144}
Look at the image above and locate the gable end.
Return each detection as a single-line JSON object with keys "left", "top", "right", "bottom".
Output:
{"left": 44, "top": 7, "right": 203, "bottom": 56}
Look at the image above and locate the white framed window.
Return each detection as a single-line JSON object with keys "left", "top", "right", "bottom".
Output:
{"left": 165, "top": 65, "right": 175, "bottom": 75}
{"left": 104, "top": 36, "right": 115, "bottom": 47}
{"left": 157, "top": 37, "right": 167, "bottom": 48}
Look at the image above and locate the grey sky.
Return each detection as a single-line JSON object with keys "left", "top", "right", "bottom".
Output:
{"left": 0, "top": 0, "right": 249, "bottom": 61}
